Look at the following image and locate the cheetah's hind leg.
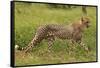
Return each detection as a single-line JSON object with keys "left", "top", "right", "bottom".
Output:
{"left": 46, "top": 36, "right": 55, "bottom": 52}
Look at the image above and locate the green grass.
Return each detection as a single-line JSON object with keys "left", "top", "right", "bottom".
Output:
{"left": 14, "top": 2, "right": 97, "bottom": 66}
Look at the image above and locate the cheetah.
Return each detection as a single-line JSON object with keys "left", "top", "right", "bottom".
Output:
{"left": 22, "top": 16, "right": 90, "bottom": 53}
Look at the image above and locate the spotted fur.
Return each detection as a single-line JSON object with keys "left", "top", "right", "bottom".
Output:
{"left": 23, "top": 16, "right": 90, "bottom": 53}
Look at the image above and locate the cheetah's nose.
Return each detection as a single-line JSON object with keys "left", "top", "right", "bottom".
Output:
{"left": 87, "top": 24, "right": 91, "bottom": 28}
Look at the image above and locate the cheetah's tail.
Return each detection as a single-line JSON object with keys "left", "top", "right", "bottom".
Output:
{"left": 22, "top": 34, "right": 41, "bottom": 53}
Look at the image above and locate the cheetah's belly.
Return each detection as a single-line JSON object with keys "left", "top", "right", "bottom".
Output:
{"left": 53, "top": 29, "right": 73, "bottom": 39}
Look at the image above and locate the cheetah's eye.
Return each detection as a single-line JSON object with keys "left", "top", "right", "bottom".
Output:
{"left": 86, "top": 22, "right": 89, "bottom": 23}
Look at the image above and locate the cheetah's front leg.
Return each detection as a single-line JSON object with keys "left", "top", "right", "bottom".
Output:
{"left": 80, "top": 41, "right": 89, "bottom": 51}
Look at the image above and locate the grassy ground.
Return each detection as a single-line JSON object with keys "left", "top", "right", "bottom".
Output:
{"left": 14, "top": 2, "right": 97, "bottom": 66}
